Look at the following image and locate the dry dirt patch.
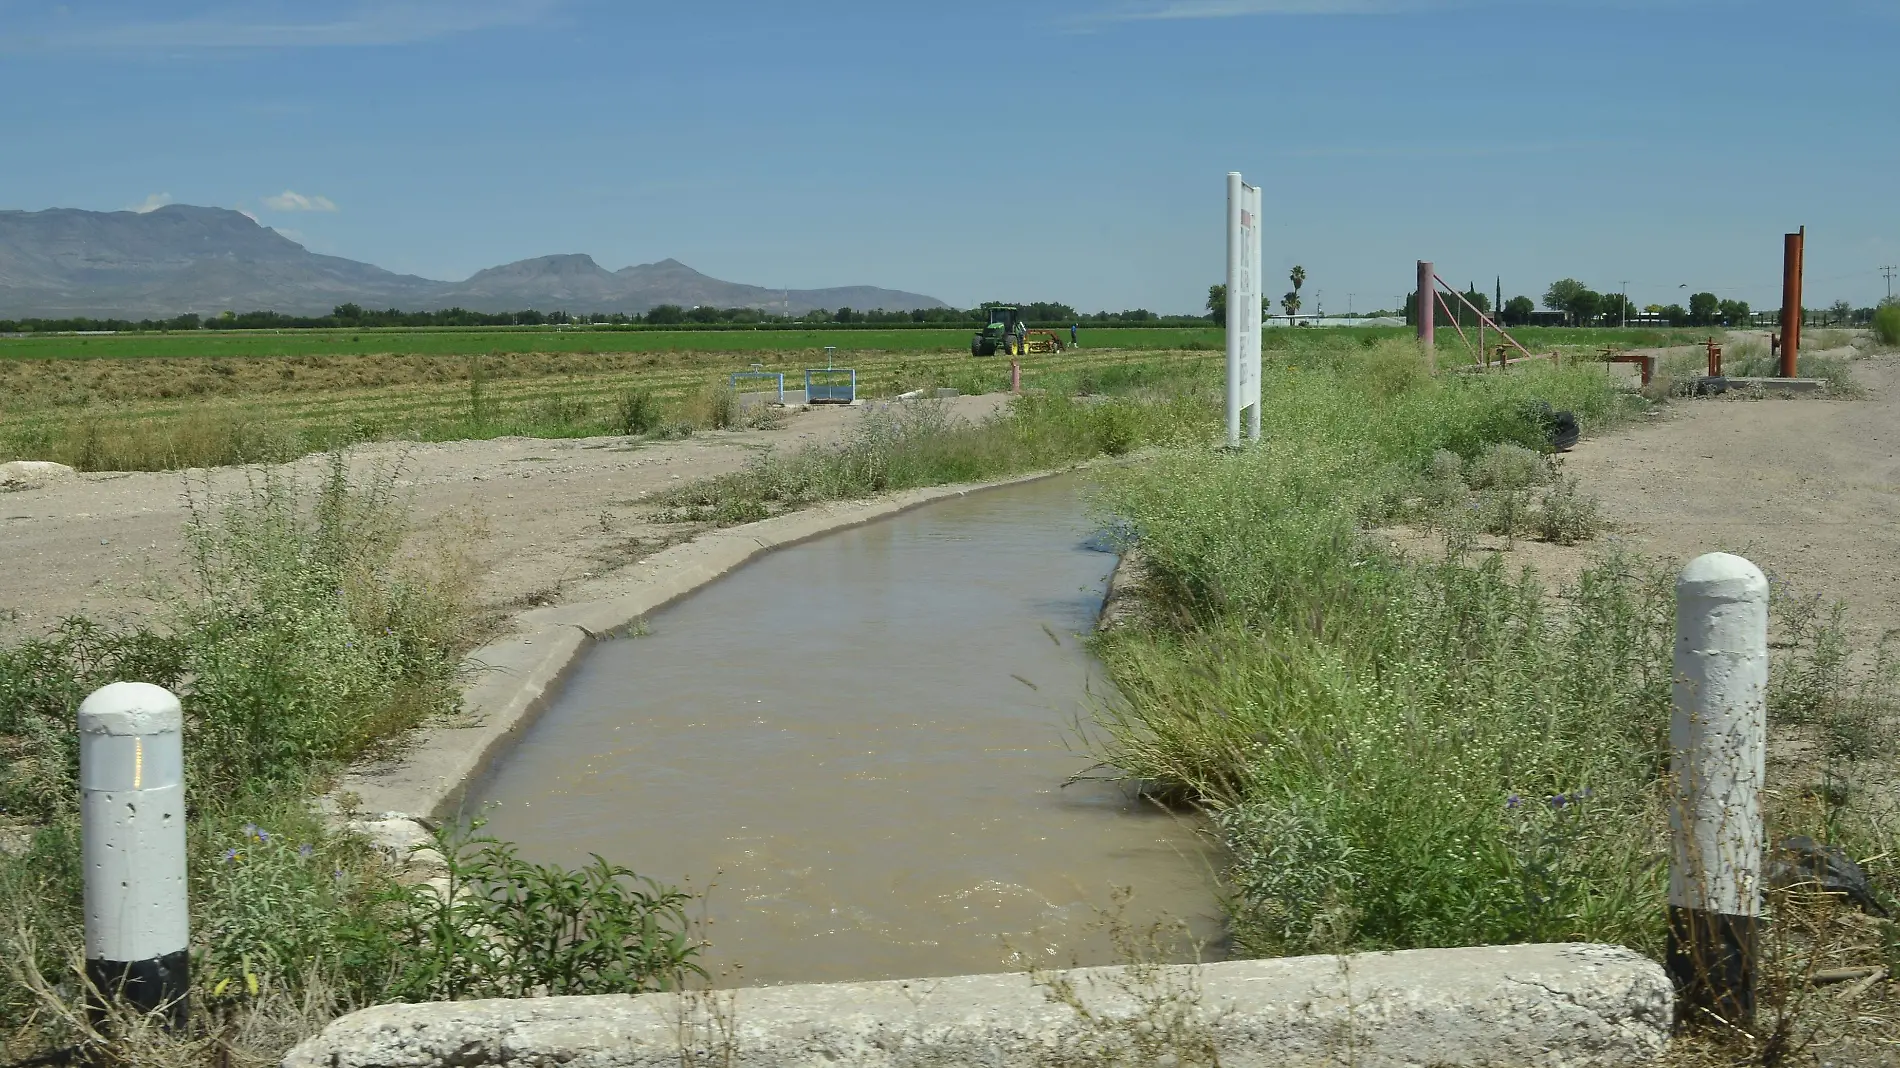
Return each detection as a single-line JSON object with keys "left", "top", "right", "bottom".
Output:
{"left": 0, "top": 394, "right": 1010, "bottom": 643}
{"left": 1570, "top": 352, "right": 1900, "bottom": 644}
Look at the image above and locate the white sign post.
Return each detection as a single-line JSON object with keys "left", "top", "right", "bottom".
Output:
{"left": 1225, "top": 172, "right": 1262, "bottom": 446}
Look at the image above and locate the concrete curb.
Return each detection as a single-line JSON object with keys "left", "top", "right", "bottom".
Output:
{"left": 334, "top": 468, "right": 1071, "bottom": 821}
{"left": 283, "top": 943, "right": 1672, "bottom": 1068}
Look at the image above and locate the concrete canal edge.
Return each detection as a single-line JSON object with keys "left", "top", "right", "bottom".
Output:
{"left": 313, "top": 469, "right": 1678, "bottom": 1067}
{"left": 283, "top": 943, "right": 1671, "bottom": 1068}
{"left": 331, "top": 468, "right": 1070, "bottom": 824}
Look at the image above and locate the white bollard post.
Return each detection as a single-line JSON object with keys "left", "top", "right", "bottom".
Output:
{"left": 1669, "top": 552, "right": 1767, "bottom": 1026}
{"left": 80, "top": 682, "right": 190, "bottom": 1029}
{"left": 1224, "top": 172, "right": 1243, "bottom": 447}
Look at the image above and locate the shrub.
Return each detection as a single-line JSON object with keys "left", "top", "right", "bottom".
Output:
{"left": 614, "top": 388, "right": 660, "bottom": 436}
{"left": 1464, "top": 442, "right": 1550, "bottom": 491}
{"left": 682, "top": 382, "right": 737, "bottom": 431}
{"left": 1874, "top": 303, "right": 1900, "bottom": 348}
{"left": 1531, "top": 474, "right": 1603, "bottom": 545}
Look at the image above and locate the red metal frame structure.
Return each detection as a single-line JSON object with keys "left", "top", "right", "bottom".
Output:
{"left": 1416, "top": 268, "right": 1550, "bottom": 371}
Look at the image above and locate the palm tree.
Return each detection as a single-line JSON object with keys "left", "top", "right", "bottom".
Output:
{"left": 1282, "top": 265, "right": 1307, "bottom": 320}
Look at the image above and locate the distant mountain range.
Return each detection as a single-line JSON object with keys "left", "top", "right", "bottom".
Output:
{"left": 0, "top": 205, "right": 948, "bottom": 318}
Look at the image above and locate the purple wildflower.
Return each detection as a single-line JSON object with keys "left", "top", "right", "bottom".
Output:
{"left": 1506, "top": 794, "right": 1522, "bottom": 809}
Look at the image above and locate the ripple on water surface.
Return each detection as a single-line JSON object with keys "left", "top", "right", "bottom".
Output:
{"left": 468, "top": 476, "right": 1222, "bottom": 985}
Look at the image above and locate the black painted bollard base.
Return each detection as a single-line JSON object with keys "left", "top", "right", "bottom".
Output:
{"left": 1667, "top": 906, "right": 1757, "bottom": 1028}
{"left": 85, "top": 951, "right": 190, "bottom": 1032}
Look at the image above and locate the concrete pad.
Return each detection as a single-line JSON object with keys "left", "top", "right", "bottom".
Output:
{"left": 1726, "top": 377, "right": 1826, "bottom": 395}
{"left": 283, "top": 943, "right": 1671, "bottom": 1068}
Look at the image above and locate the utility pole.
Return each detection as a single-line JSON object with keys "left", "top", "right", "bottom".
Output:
{"left": 1347, "top": 293, "right": 1354, "bottom": 317}
{"left": 1620, "top": 280, "right": 1631, "bottom": 328}
{"left": 1881, "top": 265, "right": 1896, "bottom": 303}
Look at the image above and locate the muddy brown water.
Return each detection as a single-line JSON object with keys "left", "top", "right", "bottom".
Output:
{"left": 467, "top": 476, "right": 1222, "bottom": 986}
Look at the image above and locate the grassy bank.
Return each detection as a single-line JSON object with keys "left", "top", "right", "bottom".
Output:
{"left": 1085, "top": 341, "right": 1897, "bottom": 1054}
{"left": 652, "top": 388, "right": 1211, "bottom": 526}
{"left": 0, "top": 461, "right": 701, "bottom": 1065}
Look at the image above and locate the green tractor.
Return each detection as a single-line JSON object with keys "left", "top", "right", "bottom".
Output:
{"left": 972, "top": 304, "right": 1063, "bottom": 357}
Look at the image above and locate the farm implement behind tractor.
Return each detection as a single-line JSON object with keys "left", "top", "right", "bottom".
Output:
{"left": 971, "top": 304, "right": 1065, "bottom": 357}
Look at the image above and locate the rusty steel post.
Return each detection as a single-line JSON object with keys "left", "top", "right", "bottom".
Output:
{"left": 1779, "top": 227, "right": 1803, "bottom": 378}
{"left": 1417, "top": 260, "right": 1434, "bottom": 352}
{"left": 1707, "top": 337, "right": 1722, "bottom": 377}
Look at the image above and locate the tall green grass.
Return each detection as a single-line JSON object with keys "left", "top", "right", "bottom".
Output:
{"left": 1089, "top": 340, "right": 1894, "bottom": 968}
{"left": 653, "top": 389, "right": 1213, "bottom": 526}
{"left": 1090, "top": 343, "right": 1678, "bottom": 954}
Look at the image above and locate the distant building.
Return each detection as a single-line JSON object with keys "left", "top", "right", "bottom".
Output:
{"left": 1264, "top": 315, "right": 1405, "bottom": 328}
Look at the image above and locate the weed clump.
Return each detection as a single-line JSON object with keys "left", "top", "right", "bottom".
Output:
{"left": 1464, "top": 441, "right": 1549, "bottom": 491}
{"left": 654, "top": 392, "right": 1208, "bottom": 527}
{"left": 1873, "top": 303, "right": 1900, "bottom": 348}
{"left": 0, "top": 458, "right": 701, "bottom": 1064}
{"left": 1531, "top": 473, "right": 1604, "bottom": 545}
{"left": 615, "top": 387, "right": 660, "bottom": 435}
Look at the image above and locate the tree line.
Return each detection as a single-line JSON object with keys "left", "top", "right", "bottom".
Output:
{"left": 1419, "top": 278, "right": 1888, "bottom": 330}
{"left": 0, "top": 300, "right": 1216, "bottom": 334}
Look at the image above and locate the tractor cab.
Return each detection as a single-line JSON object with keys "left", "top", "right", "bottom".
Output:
{"left": 972, "top": 304, "right": 1025, "bottom": 357}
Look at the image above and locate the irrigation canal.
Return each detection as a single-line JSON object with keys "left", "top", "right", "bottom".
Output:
{"left": 468, "top": 475, "right": 1222, "bottom": 985}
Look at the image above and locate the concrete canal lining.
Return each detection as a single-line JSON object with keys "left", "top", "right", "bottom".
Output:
{"left": 334, "top": 469, "right": 1070, "bottom": 823}
{"left": 284, "top": 943, "right": 1672, "bottom": 1068}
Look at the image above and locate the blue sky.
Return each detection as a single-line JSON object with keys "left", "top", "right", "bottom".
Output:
{"left": 2, "top": 0, "right": 1895, "bottom": 314}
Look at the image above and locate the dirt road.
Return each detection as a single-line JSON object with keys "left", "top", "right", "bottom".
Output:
{"left": 1566, "top": 352, "right": 1900, "bottom": 644}
{"left": 0, "top": 395, "right": 1011, "bottom": 643}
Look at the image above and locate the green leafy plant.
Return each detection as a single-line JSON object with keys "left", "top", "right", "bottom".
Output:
{"left": 379, "top": 824, "right": 703, "bottom": 1000}
{"left": 1873, "top": 303, "right": 1900, "bottom": 348}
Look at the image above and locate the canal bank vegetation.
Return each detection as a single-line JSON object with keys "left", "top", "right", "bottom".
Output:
{"left": 652, "top": 387, "right": 1211, "bottom": 526}
{"left": 1088, "top": 341, "right": 1899, "bottom": 1059}
{"left": 0, "top": 460, "right": 701, "bottom": 1065}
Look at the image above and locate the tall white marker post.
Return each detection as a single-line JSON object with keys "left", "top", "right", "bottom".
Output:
{"left": 1244, "top": 181, "right": 1262, "bottom": 441}
{"left": 1669, "top": 553, "right": 1767, "bottom": 1027}
{"left": 1225, "top": 172, "right": 1262, "bottom": 447}
{"left": 80, "top": 682, "right": 190, "bottom": 1030}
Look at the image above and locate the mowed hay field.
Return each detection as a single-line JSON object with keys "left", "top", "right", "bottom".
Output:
{"left": 0, "top": 325, "right": 1227, "bottom": 361}
{"left": 0, "top": 330, "right": 1230, "bottom": 471}
{"left": 0, "top": 324, "right": 1702, "bottom": 473}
